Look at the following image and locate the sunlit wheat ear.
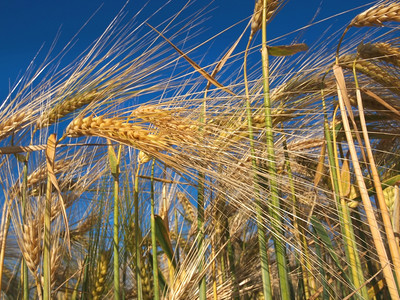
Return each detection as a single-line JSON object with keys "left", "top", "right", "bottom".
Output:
{"left": 250, "top": 0, "right": 280, "bottom": 37}
{"left": 37, "top": 90, "right": 102, "bottom": 129}
{"left": 44, "top": 240, "right": 62, "bottom": 294}
{"left": 65, "top": 115, "right": 168, "bottom": 152}
{"left": 132, "top": 105, "right": 199, "bottom": 133}
{"left": 141, "top": 256, "right": 154, "bottom": 299}
{"left": 22, "top": 219, "right": 41, "bottom": 275}
{"left": 177, "top": 192, "right": 196, "bottom": 224}
{"left": 358, "top": 42, "right": 400, "bottom": 67}
{"left": 0, "top": 110, "right": 33, "bottom": 142}
{"left": 91, "top": 250, "right": 110, "bottom": 300}
{"left": 383, "top": 185, "right": 398, "bottom": 217}
{"left": 340, "top": 54, "right": 400, "bottom": 95}
{"left": 349, "top": 2, "right": 400, "bottom": 27}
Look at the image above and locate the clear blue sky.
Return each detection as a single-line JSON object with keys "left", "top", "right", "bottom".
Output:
{"left": 0, "top": 0, "right": 373, "bottom": 101}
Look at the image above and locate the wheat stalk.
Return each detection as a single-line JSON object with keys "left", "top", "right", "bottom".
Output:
{"left": 349, "top": 2, "right": 400, "bottom": 28}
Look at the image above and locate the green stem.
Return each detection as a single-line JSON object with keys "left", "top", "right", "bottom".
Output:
{"left": 226, "top": 222, "right": 239, "bottom": 300}
{"left": 150, "top": 160, "right": 160, "bottom": 300}
{"left": 22, "top": 158, "right": 29, "bottom": 300}
{"left": 321, "top": 81, "right": 366, "bottom": 298}
{"left": 0, "top": 209, "right": 11, "bottom": 297}
{"left": 197, "top": 173, "right": 206, "bottom": 300}
{"left": 244, "top": 32, "right": 272, "bottom": 300}
{"left": 113, "top": 162, "right": 120, "bottom": 300}
{"left": 282, "top": 135, "right": 314, "bottom": 298}
{"left": 43, "top": 171, "right": 52, "bottom": 299}
{"left": 134, "top": 165, "right": 143, "bottom": 300}
{"left": 198, "top": 72, "right": 207, "bottom": 300}
{"left": 260, "top": 1, "right": 290, "bottom": 299}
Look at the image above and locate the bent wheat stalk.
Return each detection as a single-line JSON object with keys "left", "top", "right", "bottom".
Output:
{"left": 333, "top": 64, "right": 400, "bottom": 300}
{"left": 352, "top": 58, "right": 400, "bottom": 293}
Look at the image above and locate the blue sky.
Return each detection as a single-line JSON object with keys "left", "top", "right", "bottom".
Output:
{"left": 0, "top": 0, "right": 373, "bottom": 101}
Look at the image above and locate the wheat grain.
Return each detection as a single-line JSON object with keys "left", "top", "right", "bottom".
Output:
{"left": 349, "top": 2, "right": 400, "bottom": 28}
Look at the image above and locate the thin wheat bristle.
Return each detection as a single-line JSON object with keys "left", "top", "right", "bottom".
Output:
{"left": 349, "top": 2, "right": 400, "bottom": 28}
{"left": 250, "top": 0, "right": 280, "bottom": 37}
{"left": 358, "top": 42, "right": 400, "bottom": 67}
{"left": 0, "top": 111, "right": 32, "bottom": 141}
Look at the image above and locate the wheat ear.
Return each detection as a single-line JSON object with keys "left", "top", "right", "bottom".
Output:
{"left": 177, "top": 192, "right": 196, "bottom": 224}
{"left": 22, "top": 220, "right": 41, "bottom": 275}
{"left": 37, "top": 90, "right": 101, "bottom": 128}
{"left": 358, "top": 42, "right": 400, "bottom": 68}
{"left": 337, "top": 2, "right": 400, "bottom": 58}
{"left": 0, "top": 111, "right": 32, "bottom": 141}
{"left": 91, "top": 250, "right": 110, "bottom": 300}
{"left": 250, "top": 0, "right": 280, "bottom": 37}
{"left": 349, "top": 2, "right": 400, "bottom": 28}
{"left": 132, "top": 105, "right": 198, "bottom": 132}
{"left": 340, "top": 54, "right": 400, "bottom": 95}
{"left": 66, "top": 115, "right": 168, "bottom": 152}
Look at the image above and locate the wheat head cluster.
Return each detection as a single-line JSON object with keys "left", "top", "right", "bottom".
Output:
{"left": 1, "top": 0, "right": 400, "bottom": 299}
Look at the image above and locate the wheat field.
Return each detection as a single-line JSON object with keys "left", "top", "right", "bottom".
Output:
{"left": 1, "top": 0, "right": 400, "bottom": 299}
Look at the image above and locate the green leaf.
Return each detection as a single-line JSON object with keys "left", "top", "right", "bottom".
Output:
{"left": 268, "top": 43, "right": 308, "bottom": 56}
{"left": 155, "top": 214, "right": 176, "bottom": 268}
{"left": 310, "top": 217, "right": 351, "bottom": 284}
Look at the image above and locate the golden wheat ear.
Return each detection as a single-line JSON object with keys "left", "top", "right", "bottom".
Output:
{"left": 250, "top": 0, "right": 281, "bottom": 38}
{"left": 349, "top": 2, "right": 400, "bottom": 27}
{"left": 0, "top": 111, "right": 33, "bottom": 142}
{"left": 358, "top": 42, "right": 400, "bottom": 67}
